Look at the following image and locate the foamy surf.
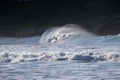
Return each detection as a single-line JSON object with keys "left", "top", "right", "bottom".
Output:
{"left": 0, "top": 45, "right": 120, "bottom": 63}
{"left": 0, "top": 24, "right": 120, "bottom": 63}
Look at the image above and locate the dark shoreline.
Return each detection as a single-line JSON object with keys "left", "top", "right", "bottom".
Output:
{"left": 0, "top": 0, "right": 120, "bottom": 37}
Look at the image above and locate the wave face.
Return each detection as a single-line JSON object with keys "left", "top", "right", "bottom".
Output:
{"left": 39, "top": 24, "right": 96, "bottom": 44}
{"left": 58, "top": 35, "right": 120, "bottom": 45}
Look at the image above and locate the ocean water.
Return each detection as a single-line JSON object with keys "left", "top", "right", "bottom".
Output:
{"left": 0, "top": 61, "right": 120, "bottom": 80}
{"left": 0, "top": 25, "right": 120, "bottom": 80}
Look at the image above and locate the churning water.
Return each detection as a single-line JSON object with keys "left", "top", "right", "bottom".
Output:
{"left": 0, "top": 24, "right": 120, "bottom": 80}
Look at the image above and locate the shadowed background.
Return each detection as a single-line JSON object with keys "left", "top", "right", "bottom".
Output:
{"left": 0, "top": 0, "right": 120, "bottom": 37}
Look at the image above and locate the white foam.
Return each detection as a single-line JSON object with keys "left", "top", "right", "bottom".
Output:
{"left": 39, "top": 24, "right": 96, "bottom": 44}
{"left": 0, "top": 44, "right": 120, "bottom": 63}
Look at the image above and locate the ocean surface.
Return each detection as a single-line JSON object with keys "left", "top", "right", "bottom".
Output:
{"left": 0, "top": 26, "right": 120, "bottom": 80}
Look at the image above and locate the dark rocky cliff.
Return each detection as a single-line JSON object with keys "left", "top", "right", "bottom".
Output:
{"left": 0, "top": 0, "right": 120, "bottom": 37}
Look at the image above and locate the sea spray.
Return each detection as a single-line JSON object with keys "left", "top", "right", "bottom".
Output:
{"left": 39, "top": 24, "right": 96, "bottom": 44}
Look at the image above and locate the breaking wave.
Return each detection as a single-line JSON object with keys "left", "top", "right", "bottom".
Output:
{"left": 0, "top": 24, "right": 120, "bottom": 63}
{"left": 39, "top": 24, "right": 96, "bottom": 44}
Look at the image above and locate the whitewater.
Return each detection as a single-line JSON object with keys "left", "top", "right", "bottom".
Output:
{"left": 0, "top": 24, "right": 120, "bottom": 80}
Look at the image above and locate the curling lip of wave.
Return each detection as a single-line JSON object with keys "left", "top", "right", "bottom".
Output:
{"left": 39, "top": 24, "right": 96, "bottom": 44}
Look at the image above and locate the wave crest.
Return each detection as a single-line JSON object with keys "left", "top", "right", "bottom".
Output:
{"left": 39, "top": 24, "right": 96, "bottom": 44}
